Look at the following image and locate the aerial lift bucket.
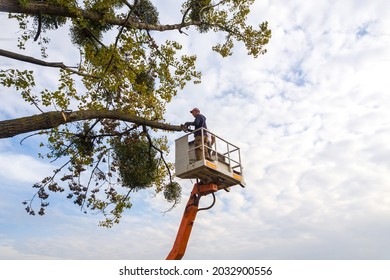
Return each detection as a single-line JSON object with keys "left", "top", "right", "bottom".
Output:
{"left": 175, "top": 128, "right": 245, "bottom": 189}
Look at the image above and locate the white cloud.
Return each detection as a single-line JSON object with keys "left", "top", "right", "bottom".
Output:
{"left": 0, "top": 153, "right": 52, "bottom": 185}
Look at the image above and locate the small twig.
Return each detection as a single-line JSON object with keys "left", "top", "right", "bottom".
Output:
{"left": 141, "top": 126, "right": 173, "bottom": 184}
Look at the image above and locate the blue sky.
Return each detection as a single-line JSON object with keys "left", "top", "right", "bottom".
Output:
{"left": 1, "top": 0, "right": 390, "bottom": 259}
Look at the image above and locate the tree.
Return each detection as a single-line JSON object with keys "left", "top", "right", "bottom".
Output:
{"left": 0, "top": 0, "right": 271, "bottom": 227}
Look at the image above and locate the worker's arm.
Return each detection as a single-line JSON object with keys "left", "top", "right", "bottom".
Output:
{"left": 185, "top": 115, "right": 203, "bottom": 127}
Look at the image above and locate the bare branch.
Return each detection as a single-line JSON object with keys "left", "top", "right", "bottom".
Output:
{"left": 34, "top": 13, "right": 42, "bottom": 41}
{"left": 0, "top": 48, "right": 99, "bottom": 78}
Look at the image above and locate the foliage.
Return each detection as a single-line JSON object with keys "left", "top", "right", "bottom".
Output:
{"left": 132, "top": 0, "right": 159, "bottom": 24}
{"left": 163, "top": 181, "right": 182, "bottom": 204}
{"left": 113, "top": 133, "right": 159, "bottom": 190}
{"left": 187, "top": 0, "right": 212, "bottom": 22}
{"left": 0, "top": 0, "right": 271, "bottom": 226}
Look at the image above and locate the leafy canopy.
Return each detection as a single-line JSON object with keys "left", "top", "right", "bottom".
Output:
{"left": 0, "top": 0, "right": 271, "bottom": 227}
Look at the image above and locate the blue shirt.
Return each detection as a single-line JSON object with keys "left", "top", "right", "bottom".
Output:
{"left": 189, "top": 114, "right": 207, "bottom": 136}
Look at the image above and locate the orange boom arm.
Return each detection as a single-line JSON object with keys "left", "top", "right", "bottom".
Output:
{"left": 166, "top": 183, "right": 218, "bottom": 260}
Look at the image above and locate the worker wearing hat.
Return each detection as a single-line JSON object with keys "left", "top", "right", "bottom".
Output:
{"left": 184, "top": 108, "right": 209, "bottom": 161}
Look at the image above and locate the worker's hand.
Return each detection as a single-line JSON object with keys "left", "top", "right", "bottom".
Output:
{"left": 181, "top": 124, "right": 189, "bottom": 132}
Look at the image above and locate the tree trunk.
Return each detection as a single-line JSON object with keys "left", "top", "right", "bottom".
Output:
{"left": 0, "top": 109, "right": 183, "bottom": 139}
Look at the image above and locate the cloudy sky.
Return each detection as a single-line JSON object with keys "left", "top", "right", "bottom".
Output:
{"left": 1, "top": 0, "right": 390, "bottom": 260}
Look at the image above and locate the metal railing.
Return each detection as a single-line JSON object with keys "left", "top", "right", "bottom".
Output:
{"left": 182, "top": 127, "right": 243, "bottom": 175}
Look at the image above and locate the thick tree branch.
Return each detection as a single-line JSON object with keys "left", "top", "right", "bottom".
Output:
{"left": 0, "top": 109, "right": 184, "bottom": 139}
{"left": 0, "top": 0, "right": 198, "bottom": 31}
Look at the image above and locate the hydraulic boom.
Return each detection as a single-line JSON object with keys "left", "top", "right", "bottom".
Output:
{"left": 166, "top": 183, "right": 218, "bottom": 260}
